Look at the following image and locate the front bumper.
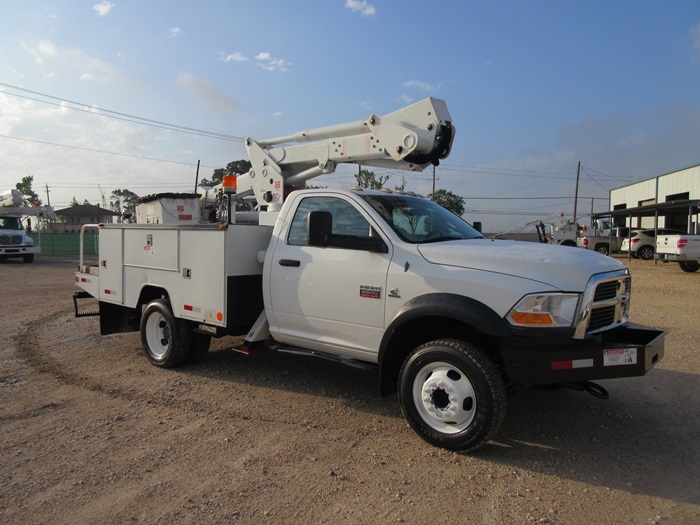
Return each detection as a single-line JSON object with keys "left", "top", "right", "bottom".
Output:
{"left": 500, "top": 323, "right": 665, "bottom": 387}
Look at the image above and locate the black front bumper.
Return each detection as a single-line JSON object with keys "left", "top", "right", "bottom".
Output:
{"left": 500, "top": 323, "right": 666, "bottom": 387}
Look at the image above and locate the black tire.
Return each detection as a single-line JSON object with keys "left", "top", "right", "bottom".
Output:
{"left": 560, "top": 240, "right": 576, "bottom": 247}
{"left": 398, "top": 339, "right": 506, "bottom": 451}
{"left": 638, "top": 245, "right": 654, "bottom": 260}
{"left": 186, "top": 332, "right": 212, "bottom": 363}
{"left": 140, "top": 298, "right": 192, "bottom": 368}
{"left": 23, "top": 254, "right": 34, "bottom": 263}
{"left": 679, "top": 261, "right": 700, "bottom": 273}
{"left": 595, "top": 245, "right": 609, "bottom": 256}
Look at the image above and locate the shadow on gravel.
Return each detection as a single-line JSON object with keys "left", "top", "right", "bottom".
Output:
{"left": 478, "top": 371, "right": 699, "bottom": 505}
{"left": 181, "top": 346, "right": 699, "bottom": 505}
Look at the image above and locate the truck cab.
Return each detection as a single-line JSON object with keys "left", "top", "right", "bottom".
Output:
{"left": 0, "top": 215, "right": 37, "bottom": 263}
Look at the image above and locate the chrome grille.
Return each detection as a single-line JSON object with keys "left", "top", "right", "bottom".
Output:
{"left": 574, "top": 270, "right": 631, "bottom": 339}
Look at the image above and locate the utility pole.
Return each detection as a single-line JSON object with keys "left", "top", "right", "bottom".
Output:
{"left": 432, "top": 165, "right": 436, "bottom": 196}
{"left": 573, "top": 161, "right": 580, "bottom": 222}
{"left": 45, "top": 184, "right": 51, "bottom": 206}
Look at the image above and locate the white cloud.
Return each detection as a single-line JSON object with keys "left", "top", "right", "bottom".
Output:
{"left": 691, "top": 21, "right": 700, "bottom": 62}
{"left": 24, "top": 40, "right": 117, "bottom": 82}
{"left": 272, "top": 111, "right": 283, "bottom": 117}
{"left": 93, "top": 1, "right": 114, "bottom": 17}
{"left": 175, "top": 72, "right": 239, "bottom": 115}
{"left": 169, "top": 27, "right": 182, "bottom": 38}
{"left": 255, "top": 52, "right": 290, "bottom": 72}
{"left": 219, "top": 52, "right": 249, "bottom": 63}
{"left": 398, "top": 95, "right": 413, "bottom": 103}
{"left": 402, "top": 80, "right": 441, "bottom": 92}
{"left": 0, "top": 93, "right": 195, "bottom": 208}
{"left": 345, "top": 0, "right": 376, "bottom": 16}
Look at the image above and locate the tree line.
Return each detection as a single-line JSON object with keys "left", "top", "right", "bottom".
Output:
{"left": 13, "top": 163, "right": 465, "bottom": 216}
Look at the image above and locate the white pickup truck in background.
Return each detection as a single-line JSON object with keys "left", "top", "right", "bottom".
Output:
{"left": 656, "top": 234, "right": 700, "bottom": 273}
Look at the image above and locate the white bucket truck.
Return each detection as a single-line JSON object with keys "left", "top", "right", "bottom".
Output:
{"left": 0, "top": 189, "right": 55, "bottom": 263}
{"left": 74, "top": 98, "right": 665, "bottom": 450}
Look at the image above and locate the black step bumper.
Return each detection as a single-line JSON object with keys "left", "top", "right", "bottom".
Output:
{"left": 500, "top": 323, "right": 665, "bottom": 387}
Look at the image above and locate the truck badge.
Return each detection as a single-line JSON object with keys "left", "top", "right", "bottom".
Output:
{"left": 360, "top": 284, "right": 381, "bottom": 299}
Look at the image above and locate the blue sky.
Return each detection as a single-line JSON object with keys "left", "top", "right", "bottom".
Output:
{"left": 1, "top": 0, "right": 699, "bottom": 232}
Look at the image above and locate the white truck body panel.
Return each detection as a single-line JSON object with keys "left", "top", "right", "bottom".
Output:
{"left": 79, "top": 223, "right": 272, "bottom": 327}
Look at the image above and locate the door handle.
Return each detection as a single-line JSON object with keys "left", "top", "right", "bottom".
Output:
{"left": 279, "top": 259, "right": 301, "bottom": 267}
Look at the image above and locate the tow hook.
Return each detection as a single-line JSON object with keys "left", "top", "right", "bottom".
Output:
{"left": 563, "top": 381, "right": 610, "bottom": 400}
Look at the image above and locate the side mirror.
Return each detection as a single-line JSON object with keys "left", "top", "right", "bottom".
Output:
{"left": 308, "top": 210, "right": 332, "bottom": 247}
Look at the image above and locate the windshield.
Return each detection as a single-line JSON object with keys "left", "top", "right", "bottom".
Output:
{"left": 0, "top": 217, "right": 23, "bottom": 230}
{"left": 360, "top": 194, "right": 484, "bottom": 243}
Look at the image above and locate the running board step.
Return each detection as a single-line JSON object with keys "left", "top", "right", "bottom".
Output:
{"left": 73, "top": 291, "right": 99, "bottom": 317}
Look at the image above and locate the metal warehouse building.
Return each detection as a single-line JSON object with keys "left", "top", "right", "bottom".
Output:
{"left": 602, "top": 163, "right": 700, "bottom": 234}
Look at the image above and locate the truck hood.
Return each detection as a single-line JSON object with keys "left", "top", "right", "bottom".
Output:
{"left": 417, "top": 239, "right": 627, "bottom": 291}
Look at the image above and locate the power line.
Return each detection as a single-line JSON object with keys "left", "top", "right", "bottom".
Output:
{"left": 0, "top": 83, "right": 246, "bottom": 142}
{"left": 0, "top": 133, "right": 218, "bottom": 169}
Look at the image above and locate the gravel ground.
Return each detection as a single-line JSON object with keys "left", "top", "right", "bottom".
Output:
{"left": 0, "top": 255, "right": 699, "bottom": 524}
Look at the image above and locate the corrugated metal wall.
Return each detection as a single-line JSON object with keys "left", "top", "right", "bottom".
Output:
{"left": 609, "top": 164, "right": 700, "bottom": 230}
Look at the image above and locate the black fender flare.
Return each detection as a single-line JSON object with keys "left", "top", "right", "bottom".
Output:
{"left": 377, "top": 293, "right": 511, "bottom": 393}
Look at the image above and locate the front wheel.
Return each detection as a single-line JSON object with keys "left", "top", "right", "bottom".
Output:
{"left": 140, "top": 298, "right": 192, "bottom": 368}
{"left": 398, "top": 339, "right": 506, "bottom": 451}
{"left": 679, "top": 261, "right": 700, "bottom": 273}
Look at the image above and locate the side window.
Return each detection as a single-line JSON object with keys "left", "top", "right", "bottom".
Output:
{"left": 288, "top": 196, "right": 373, "bottom": 246}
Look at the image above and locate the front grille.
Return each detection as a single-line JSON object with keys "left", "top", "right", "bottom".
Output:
{"left": 574, "top": 270, "right": 631, "bottom": 339}
{"left": 589, "top": 306, "right": 616, "bottom": 331}
{"left": 0, "top": 234, "right": 23, "bottom": 246}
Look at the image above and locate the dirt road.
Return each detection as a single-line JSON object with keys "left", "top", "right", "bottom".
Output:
{"left": 1, "top": 256, "right": 699, "bottom": 524}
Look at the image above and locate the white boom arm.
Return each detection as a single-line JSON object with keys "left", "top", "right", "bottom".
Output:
{"left": 234, "top": 97, "right": 455, "bottom": 212}
{"left": 0, "top": 189, "right": 56, "bottom": 219}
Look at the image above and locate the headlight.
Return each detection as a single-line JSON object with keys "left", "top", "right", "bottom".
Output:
{"left": 506, "top": 293, "right": 580, "bottom": 328}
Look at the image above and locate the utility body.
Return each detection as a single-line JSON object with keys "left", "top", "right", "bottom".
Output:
{"left": 73, "top": 98, "right": 665, "bottom": 450}
{"left": 656, "top": 233, "right": 700, "bottom": 273}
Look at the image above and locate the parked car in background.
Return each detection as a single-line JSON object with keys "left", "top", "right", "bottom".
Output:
{"left": 620, "top": 228, "right": 686, "bottom": 260}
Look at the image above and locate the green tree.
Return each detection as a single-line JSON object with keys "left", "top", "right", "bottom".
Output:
{"left": 70, "top": 196, "right": 79, "bottom": 207}
{"left": 15, "top": 175, "right": 42, "bottom": 206}
{"left": 110, "top": 189, "right": 140, "bottom": 214}
{"left": 429, "top": 188, "right": 465, "bottom": 216}
{"left": 355, "top": 169, "right": 390, "bottom": 190}
{"left": 200, "top": 160, "right": 252, "bottom": 187}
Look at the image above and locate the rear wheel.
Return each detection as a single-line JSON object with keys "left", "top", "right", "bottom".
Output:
{"left": 23, "top": 254, "right": 34, "bottom": 263}
{"left": 398, "top": 339, "right": 506, "bottom": 451}
{"left": 638, "top": 245, "right": 654, "bottom": 260}
{"left": 595, "top": 244, "right": 609, "bottom": 256}
{"left": 679, "top": 261, "right": 700, "bottom": 273}
{"left": 140, "top": 298, "right": 191, "bottom": 368}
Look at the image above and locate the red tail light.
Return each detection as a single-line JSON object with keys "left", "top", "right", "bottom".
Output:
{"left": 631, "top": 238, "right": 640, "bottom": 244}
{"left": 583, "top": 238, "right": 589, "bottom": 247}
{"left": 678, "top": 239, "right": 688, "bottom": 249}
